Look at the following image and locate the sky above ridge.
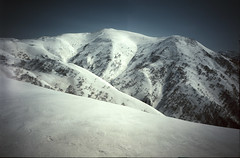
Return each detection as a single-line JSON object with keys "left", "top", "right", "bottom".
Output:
{"left": 0, "top": 0, "right": 239, "bottom": 52}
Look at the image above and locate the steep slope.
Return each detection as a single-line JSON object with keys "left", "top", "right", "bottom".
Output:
{"left": 0, "top": 28, "right": 239, "bottom": 128}
{"left": 111, "top": 35, "right": 240, "bottom": 128}
{"left": 0, "top": 77, "right": 239, "bottom": 157}
{"left": 69, "top": 28, "right": 158, "bottom": 81}
{"left": 0, "top": 37, "right": 161, "bottom": 115}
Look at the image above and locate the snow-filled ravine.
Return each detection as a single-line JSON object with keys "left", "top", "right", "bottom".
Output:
{"left": 0, "top": 77, "right": 239, "bottom": 157}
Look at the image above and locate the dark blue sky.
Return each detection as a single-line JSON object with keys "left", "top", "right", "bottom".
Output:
{"left": 0, "top": 0, "right": 239, "bottom": 52}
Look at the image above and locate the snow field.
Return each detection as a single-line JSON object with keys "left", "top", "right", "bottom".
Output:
{"left": 0, "top": 77, "right": 239, "bottom": 157}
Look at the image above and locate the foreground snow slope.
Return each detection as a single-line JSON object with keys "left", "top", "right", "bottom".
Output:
{"left": 0, "top": 77, "right": 239, "bottom": 157}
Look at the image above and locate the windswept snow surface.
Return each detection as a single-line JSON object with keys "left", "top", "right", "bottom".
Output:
{"left": 0, "top": 77, "right": 239, "bottom": 157}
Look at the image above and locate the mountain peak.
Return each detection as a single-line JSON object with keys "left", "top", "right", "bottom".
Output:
{"left": 0, "top": 29, "right": 239, "bottom": 128}
{"left": 100, "top": 28, "right": 117, "bottom": 32}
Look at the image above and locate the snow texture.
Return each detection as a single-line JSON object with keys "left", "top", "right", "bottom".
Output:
{"left": 0, "top": 77, "right": 239, "bottom": 157}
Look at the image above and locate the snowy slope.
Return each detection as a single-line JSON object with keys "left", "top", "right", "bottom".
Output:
{"left": 0, "top": 61, "right": 160, "bottom": 116}
{"left": 0, "top": 77, "right": 239, "bottom": 157}
{"left": 0, "top": 28, "right": 239, "bottom": 128}
{"left": 110, "top": 35, "right": 240, "bottom": 128}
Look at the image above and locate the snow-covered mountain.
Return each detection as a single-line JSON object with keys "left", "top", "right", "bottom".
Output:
{"left": 0, "top": 28, "right": 239, "bottom": 128}
{"left": 0, "top": 33, "right": 161, "bottom": 115}
{"left": 0, "top": 77, "right": 239, "bottom": 157}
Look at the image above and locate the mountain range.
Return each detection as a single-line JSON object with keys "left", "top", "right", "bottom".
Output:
{"left": 0, "top": 28, "right": 239, "bottom": 128}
